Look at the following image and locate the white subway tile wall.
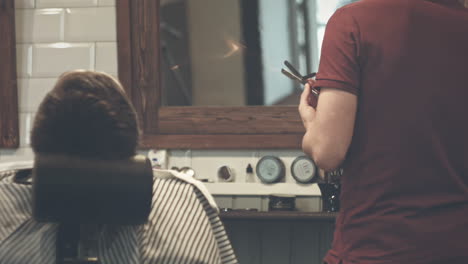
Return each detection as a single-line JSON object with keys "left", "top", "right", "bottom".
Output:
{"left": 64, "top": 7, "right": 116, "bottom": 42}
{"left": 15, "top": 9, "right": 64, "bottom": 43}
{"left": 95, "top": 42, "right": 117, "bottom": 75}
{"left": 2, "top": 0, "right": 117, "bottom": 161}
{"left": 19, "top": 113, "right": 34, "bottom": 148}
{"left": 32, "top": 43, "right": 95, "bottom": 77}
{"left": 15, "top": 0, "right": 35, "bottom": 9}
{"left": 2, "top": 1, "right": 319, "bottom": 203}
{"left": 0, "top": 148, "right": 35, "bottom": 162}
{"left": 98, "top": 0, "right": 115, "bottom": 6}
{"left": 18, "top": 78, "right": 56, "bottom": 112}
{"left": 36, "top": 0, "right": 98, "bottom": 8}
{"left": 16, "top": 44, "right": 33, "bottom": 77}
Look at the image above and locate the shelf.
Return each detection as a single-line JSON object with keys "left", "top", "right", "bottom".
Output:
{"left": 220, "top": 210, "right": 337, "bottom": 220}
{"left": 204, "top": 182, "right": 322, "bottom": 196}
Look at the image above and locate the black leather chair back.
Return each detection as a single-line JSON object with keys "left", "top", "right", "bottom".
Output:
{"left": 32, "top": 154, "right": 153, "bottom": 225}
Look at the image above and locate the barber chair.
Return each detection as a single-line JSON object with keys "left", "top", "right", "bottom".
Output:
{"left": 32, "top": 154, "right": 153, "bottom": 264}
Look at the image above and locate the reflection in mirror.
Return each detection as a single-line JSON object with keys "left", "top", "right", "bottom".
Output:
{"left": 160, "top": 0, "right": 357, "bottom": 107}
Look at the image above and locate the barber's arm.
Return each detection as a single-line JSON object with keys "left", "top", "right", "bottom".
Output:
{"left": 299, "top": 80, "right": 357, "bottom": 171}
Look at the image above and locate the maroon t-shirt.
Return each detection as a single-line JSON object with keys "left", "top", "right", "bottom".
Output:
{"left": 314, "top": 0, "right": 468, "bottom": 263}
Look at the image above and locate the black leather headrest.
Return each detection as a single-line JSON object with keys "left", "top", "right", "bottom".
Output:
{"left": 32, "top": 154, "right": 153, "bottom": 225}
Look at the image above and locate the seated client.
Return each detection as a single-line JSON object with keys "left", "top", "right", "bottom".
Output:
{"left": 0, "top": 70, "right": 238, "bottom": 264}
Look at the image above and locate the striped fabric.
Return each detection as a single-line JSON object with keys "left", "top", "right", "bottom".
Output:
{"left": 0, "top": 165, "right": 238, "bottom": 264}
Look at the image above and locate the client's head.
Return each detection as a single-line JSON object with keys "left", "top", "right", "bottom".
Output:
{"left": 31, "top": 70, "right": 139, "bottom": 159}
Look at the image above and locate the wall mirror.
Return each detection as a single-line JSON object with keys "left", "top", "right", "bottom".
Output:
{"left": 116, "top": 0, "right": 356, "bottom": 149}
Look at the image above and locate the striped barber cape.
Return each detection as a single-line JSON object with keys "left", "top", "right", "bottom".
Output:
{"left": 0, "top": 161, "right": 238, "bottom": 264}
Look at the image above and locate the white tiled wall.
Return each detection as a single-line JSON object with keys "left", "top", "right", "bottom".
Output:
{"left": 0, "top": 0, "right": 117, "bottom": 162}
{"left": 1, "top": 0, "right": 320, "bottom": 204}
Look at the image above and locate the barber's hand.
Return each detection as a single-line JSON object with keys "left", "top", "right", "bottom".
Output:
{"left": 299, "top": 79, "right": 317, "bottom": 129}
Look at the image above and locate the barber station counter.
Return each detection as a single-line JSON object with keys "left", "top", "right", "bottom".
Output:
{"left": 206, "top": 182, "right": 337, "bottom": 263}
{"left": 220, "top": 210, "right": 336, "bottom": 264}
{"left": 220, "top": 210, "right": 337, "bottom": 220}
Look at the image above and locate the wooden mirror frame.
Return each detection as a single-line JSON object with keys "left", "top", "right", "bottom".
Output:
{"left": 0, "top": 0, "right": 19, "bottom": 148}
{"left": 116, "top": 0, "right": 305, "bottom": 149}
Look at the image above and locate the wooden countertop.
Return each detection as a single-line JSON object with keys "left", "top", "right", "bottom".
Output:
{"left": 219, "top": 210, "right": 338, "bottom": 220}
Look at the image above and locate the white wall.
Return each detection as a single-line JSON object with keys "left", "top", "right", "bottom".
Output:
{"left": 1, "top": 0, "right": 117, "bottom": 161}
{"left": 1, "top": 0, "right": 320, "bottom": 202}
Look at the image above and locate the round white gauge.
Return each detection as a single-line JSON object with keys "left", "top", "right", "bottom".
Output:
{"left": 291, "top": 156, "right": 317, "bottom": 184}
{"left": 256, "top": 156, "right": 285, "bottom": 184}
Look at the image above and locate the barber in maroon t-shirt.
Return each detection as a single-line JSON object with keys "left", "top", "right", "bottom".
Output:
{"left": 299, "top": 0, "right": 468, "bottom": 263}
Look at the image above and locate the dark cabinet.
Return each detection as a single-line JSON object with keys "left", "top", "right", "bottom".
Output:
{"left": 221, "top": 211, "right": 336, "bottom": 264}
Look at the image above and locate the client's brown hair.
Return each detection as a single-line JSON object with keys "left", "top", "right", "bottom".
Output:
{"left": 31, "top": 70, "right": 139, "bottom": 159}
